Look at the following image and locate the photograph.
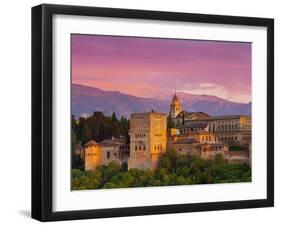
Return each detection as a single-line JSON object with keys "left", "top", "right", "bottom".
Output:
{"left": 71, "top": 34, "right": 252, "bottom": 190}
{"left": 30, "top": 3, "right": 274, "bottom": 221}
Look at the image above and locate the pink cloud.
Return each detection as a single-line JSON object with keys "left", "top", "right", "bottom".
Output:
{"left": 72, "top": 34, "right": 251, "bottom": 103}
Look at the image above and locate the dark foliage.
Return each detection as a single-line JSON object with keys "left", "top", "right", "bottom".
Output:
{"left": 72, "top": 112, "right": 130, "bottom": 145}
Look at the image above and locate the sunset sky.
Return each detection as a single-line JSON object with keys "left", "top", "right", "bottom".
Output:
{"left": 72, "top": 34, "right": 251, "bottom": 103}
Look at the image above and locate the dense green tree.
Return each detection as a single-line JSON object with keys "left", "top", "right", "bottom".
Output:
{"left": 72, "top": 112, "right": 130, "bottom": 144}
{"left": 71, "top": 151, "right": 251, "bottom": 191}
{"left": 80, "top": 120, "right": 91, "bottom": 145}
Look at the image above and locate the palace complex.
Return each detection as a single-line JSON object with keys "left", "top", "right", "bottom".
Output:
{"left": 77, "top": 93, "right": 251, "bottom": 171}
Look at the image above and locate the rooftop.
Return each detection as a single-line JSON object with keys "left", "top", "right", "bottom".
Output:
{"left": 177, "top": 122, "right": 209, "bottom": 129}
{"left": 85, "top": 140, "right": 98, "bottom": 147}
{"left": 99, "top": 137, "right": 127, "bottom": 146}
{"left": 179, "top": 114, "right": 251, "bottom": 121}
{"left": 176, "top": 111, "right": 210, "bottom": 119}
{"left": 173, "top": 138, "right": 198, "bottom": 144}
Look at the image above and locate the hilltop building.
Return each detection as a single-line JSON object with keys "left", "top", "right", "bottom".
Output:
{"left": 81, "top": 94, "right": 251, "bottom": 172}
{"left": 128, "top": 112, "right": 167, "bottom": 171}
{"left": 99, "top": 137, "right": 129, "bottom": 166}
{"left": 83, "top": 137, "right": 129, "bottom": 171}
{"left": 168, "top": 130, "right": 228, "bottom": 159}
{"left": 169, "top": 93, "right": 251, "bottom": 146}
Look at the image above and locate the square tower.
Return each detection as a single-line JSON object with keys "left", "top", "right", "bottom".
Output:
{"left": 84, "top": 140, "right": 101, "bottom": 171}
{"left": 128, "top": 112, "right": 167, "bottom": 171}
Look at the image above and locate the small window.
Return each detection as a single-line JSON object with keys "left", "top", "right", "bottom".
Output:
{"left": 107, "top": 151, "right": 110, "bottom": 159}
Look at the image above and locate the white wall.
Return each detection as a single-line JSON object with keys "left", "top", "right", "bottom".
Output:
{"left": 0, "top": 0, "right": 279, "bottom": 225}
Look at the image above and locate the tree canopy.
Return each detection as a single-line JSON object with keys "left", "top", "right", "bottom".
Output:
{"left": 72, "top": 112, "right": 130, "bottom": 145}
{"left": 71, "top": 151, "right": 251, "bottom": 190}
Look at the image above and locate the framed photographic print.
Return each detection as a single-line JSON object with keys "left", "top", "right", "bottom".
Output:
{"left": 32, "top": 4, "right": 274, "bottom": 221}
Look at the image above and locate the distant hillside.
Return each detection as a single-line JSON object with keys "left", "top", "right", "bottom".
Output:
{"left": 72, "top": 84, "right": 251, "bottom": 118}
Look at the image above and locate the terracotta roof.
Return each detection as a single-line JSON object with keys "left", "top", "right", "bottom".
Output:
{"left": 175, "top": 111, "right": 189, "bottom": 118}
{"left": 100, "top": 137, "right": 126, "bottom": 145}
{"left": 177, "top": 122, "right": 208, "bottom": 129}
{"left": 189, "top": 112, "right": 210, "bottom": 117}
{"left": 176, "top": 111, "right": 210, "bottom": 119}
{"left": 173, "top": 138, "right": 198, "bottom": 144}
{"left": 85, "top": 140, "right": 98, "bottom": 147}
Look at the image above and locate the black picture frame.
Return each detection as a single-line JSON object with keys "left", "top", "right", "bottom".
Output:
{"left": 32, "top": 3, "right": 274, "bottom": 222}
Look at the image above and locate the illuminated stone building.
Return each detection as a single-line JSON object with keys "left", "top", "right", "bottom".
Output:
{"left": 84, "top": 140, "right": 101, "bottom": 171}
{"left": 169, "top": 95, "right": 251, "bottom": 147}
{"left": 84, "top": 137, "right": 129, "bottom": 171}
{"left": 170, "top": 93, "right": 182, "bottom": 125}
{"left": 168, "top": 130, "right": 228, "bottom": 159}
{"left": 99, "top": 137, "right": 129, "bottom": 166}
{"left": 83, "top": 94, "right": 251, "bottom": 171}
{"left": 207, "top": 115, "right": 251, "bottom": 145}
{"left": 128, "top": 112, "right": 167, "bottom": 171}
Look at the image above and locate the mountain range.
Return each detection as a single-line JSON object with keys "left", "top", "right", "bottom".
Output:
{"left": 72, "top": 83, "right": 251, "bottom": 119}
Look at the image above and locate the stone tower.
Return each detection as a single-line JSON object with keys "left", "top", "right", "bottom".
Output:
{"left": 84, "top": 140, "right": 101, "bottom": 171}
{"left": 170, "top": 93, "right": 182, "bottom": 121}
{"left": 128, "top": 112, "right": 167, "bottom": 171}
